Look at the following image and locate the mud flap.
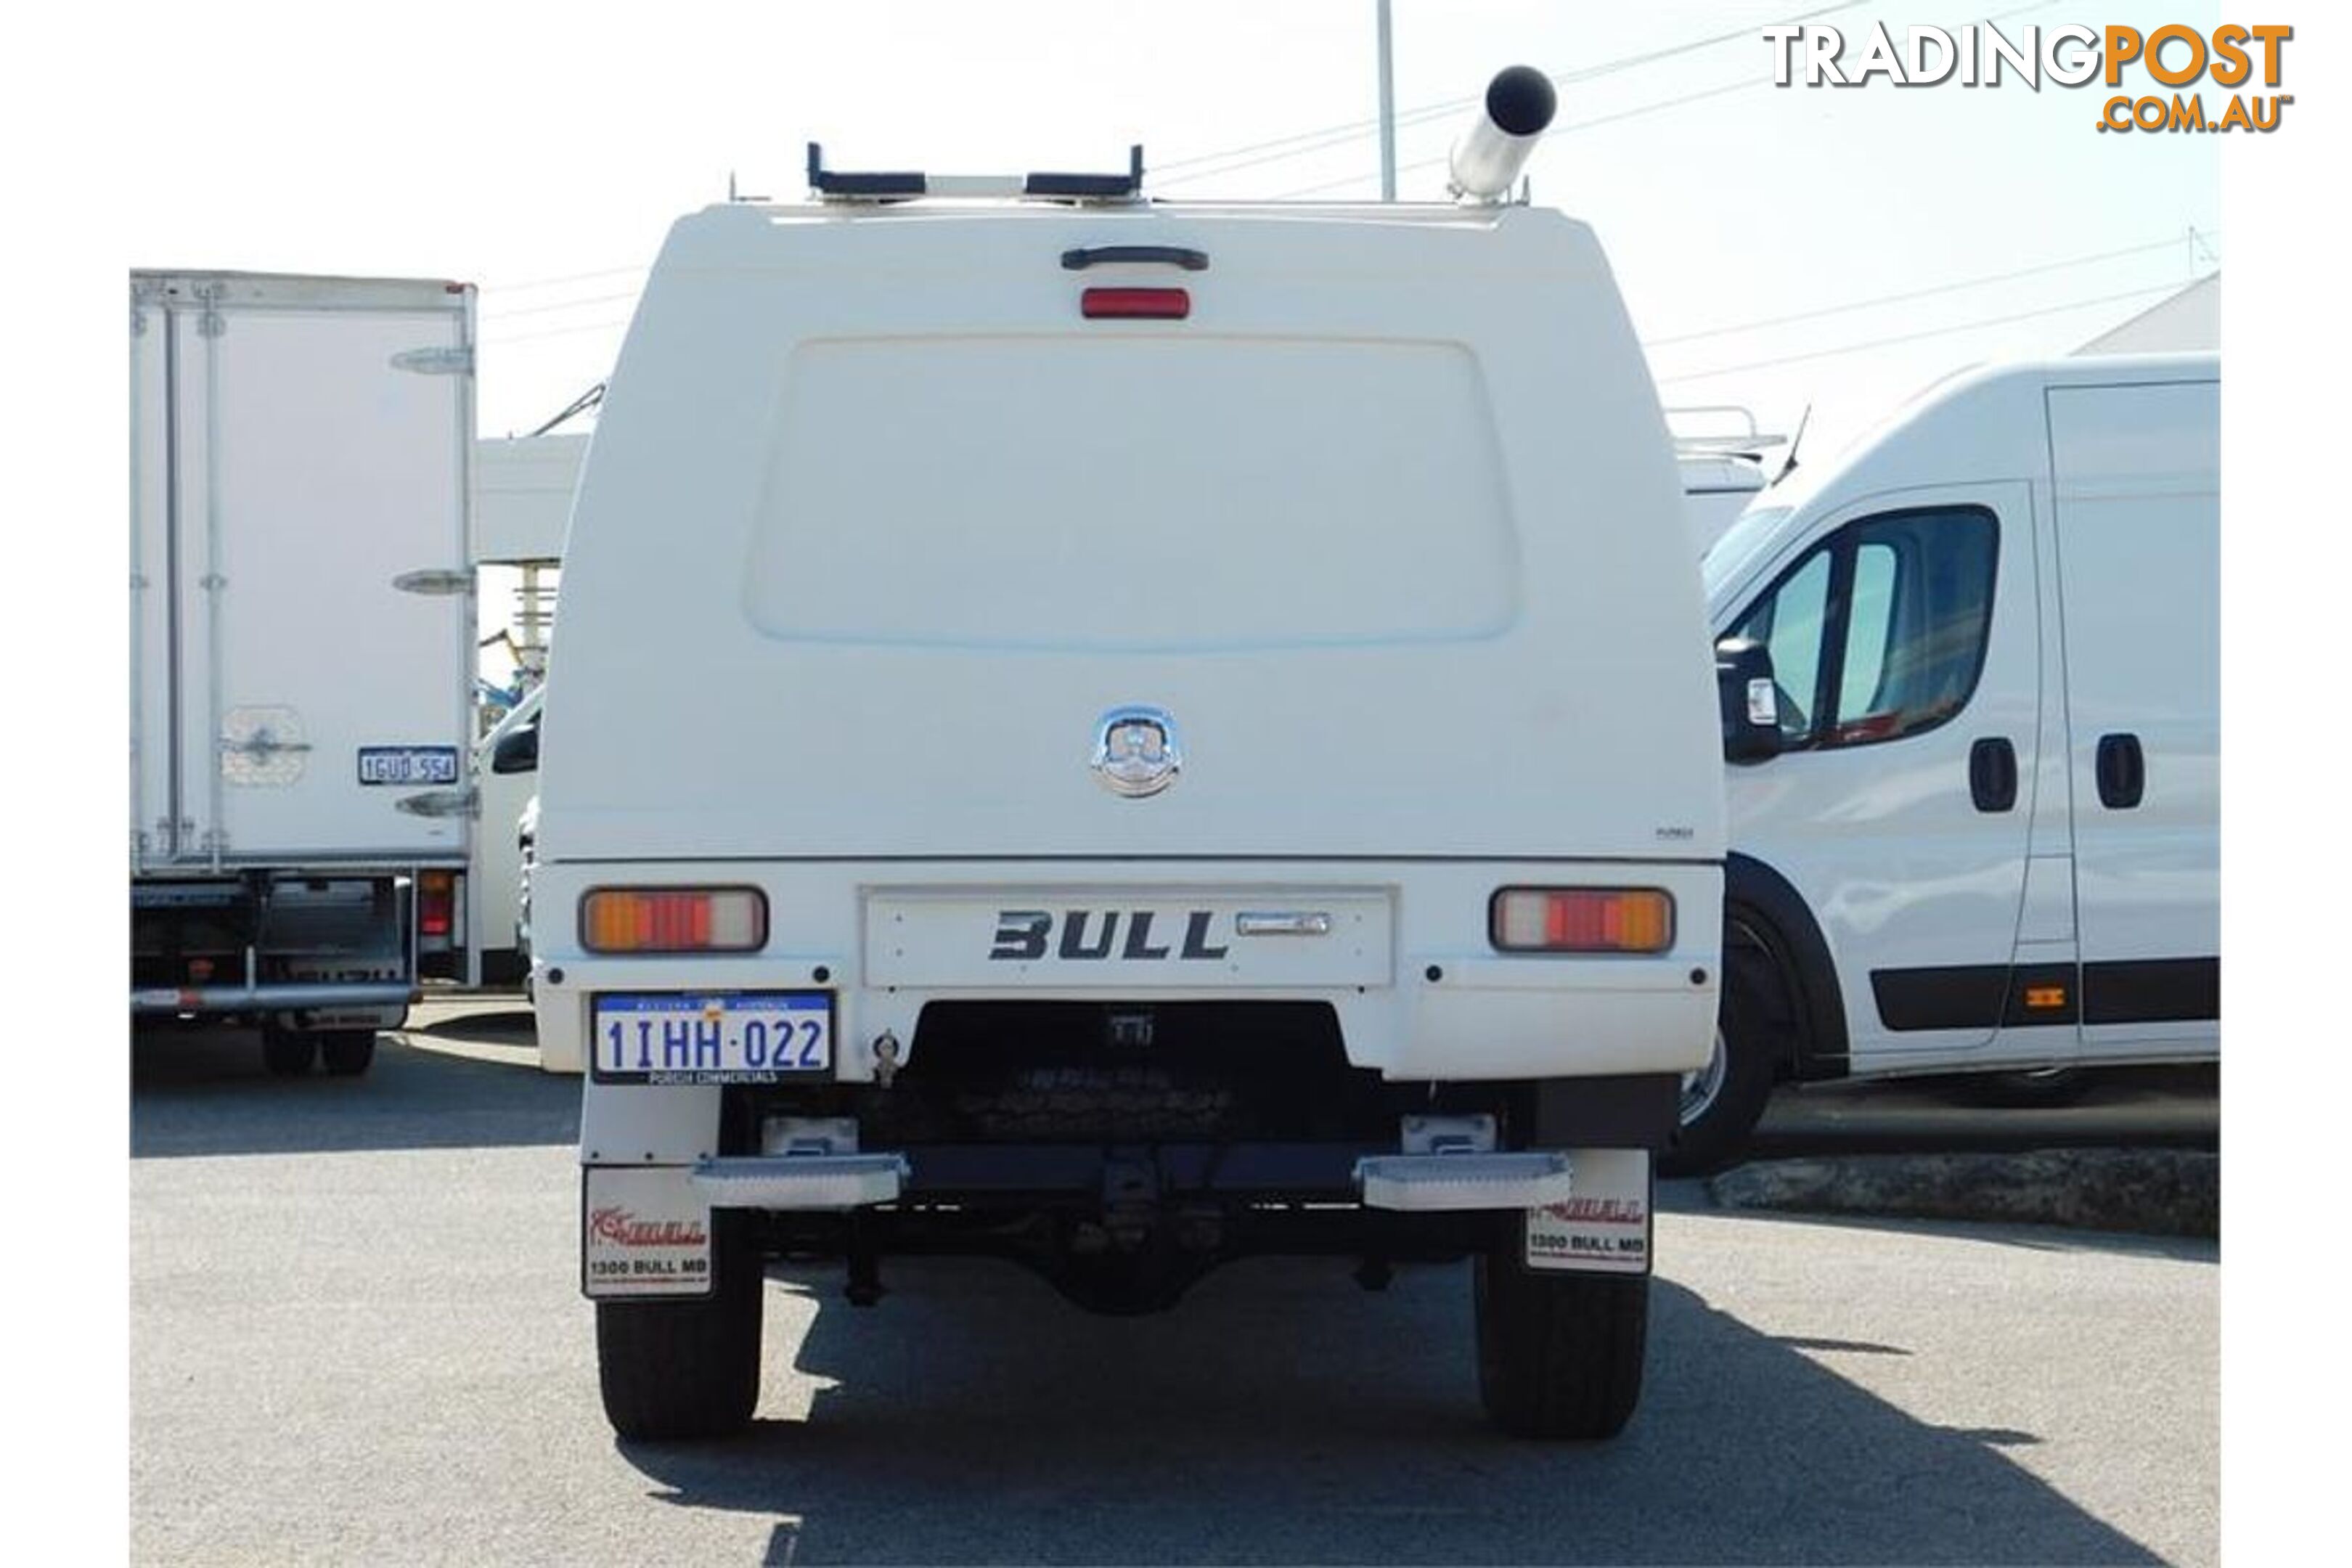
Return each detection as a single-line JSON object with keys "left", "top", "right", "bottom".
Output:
{"left": 1523, "top": 1148, "right": 1652, "bottom": 1275}
{"left": 582, "top": 1167, "right": 716, "bottom": 1299}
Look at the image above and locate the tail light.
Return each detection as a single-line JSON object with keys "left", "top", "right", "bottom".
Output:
{"left": 1490, "top": 888, "right": 1674, "bottom": 954}
{"left": 418, "top": 871, "right": 455, "bottom": 939}
{"left": 580, "top": 888, "right": 767, "bottom": 954}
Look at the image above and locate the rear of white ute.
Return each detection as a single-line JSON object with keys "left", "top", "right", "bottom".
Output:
{"left": 544, "top": 70, "right": 1731, "bottom": 1442}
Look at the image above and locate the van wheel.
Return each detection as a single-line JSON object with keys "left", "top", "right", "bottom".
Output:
{"left": 319, "top": 1032, "right": 377, "bottom": 1077}
{"left": 261, "top": 1027, "right": 317, "bottom": 1077}
{"left": 1660, "top": 943, "right": 1781, "bottom": 1175}
{"left": 1474, "top": 1252, "right": 1648, "bottom": 1440}
{"left": 596, "top": 1212, "right": 764, "bottom": 1440}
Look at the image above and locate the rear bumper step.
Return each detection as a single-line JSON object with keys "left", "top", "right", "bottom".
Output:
{"left": 691, "top": 1154, "right": 910, "bottom": 1210}
{"left": 1355, "top": 1151, "right": 1575, "bottom": 1211}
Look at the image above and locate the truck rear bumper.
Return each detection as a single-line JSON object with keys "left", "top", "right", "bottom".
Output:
{"left": 131, "top": 981, "right": 418, "bottom": 1015}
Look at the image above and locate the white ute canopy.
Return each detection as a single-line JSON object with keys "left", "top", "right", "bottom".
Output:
{"left": 544, "top": 198, "right": 1713, "bottom": 863}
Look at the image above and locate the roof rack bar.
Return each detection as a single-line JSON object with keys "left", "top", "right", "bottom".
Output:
{"left": 806, "top": 142, "right": 1146, "bottom": 203}
{"left": 807, "top": 143, "right": 924, "bottom": 200}
{"left": 1026, "top": 146, "right": 1145, "bottom": 200}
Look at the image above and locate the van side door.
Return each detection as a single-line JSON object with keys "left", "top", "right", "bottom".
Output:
{"left": 2048, "top": 379, "right": 2220, "bottom": 1057}
{"left": 1723, "top": 483, "right": 2050, "bottom": 1070}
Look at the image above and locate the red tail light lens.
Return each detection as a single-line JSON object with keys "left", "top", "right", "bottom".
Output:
{"left": 419, "top": 871, "right": 454, "bottom": 937}
{"left": 1490, "top": 889, "right": 1675, "bottom": 954}
{"left": 579, "top": 888, "right": 767, "bottom": 954}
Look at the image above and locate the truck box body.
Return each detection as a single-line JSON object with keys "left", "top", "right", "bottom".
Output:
{"left": 542, "top": 174, "right": 1728, "bottom": 1441}
{"left": 130, "top": 271, "right": 477, "bottom": 1042}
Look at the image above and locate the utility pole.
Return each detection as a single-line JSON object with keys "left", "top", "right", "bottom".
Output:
{"left": 1377, "top": 0, "right": 1397, "bottom": 200}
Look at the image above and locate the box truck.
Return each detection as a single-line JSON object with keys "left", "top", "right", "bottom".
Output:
{"left": 532, "top": 72, "right": 1759, "bottom": 1441}
{"left": 131, "top": 270, "right": 478, "bottom": 1077}
{"left": 1673, "top": 354, "right": 2220, "bottom": 1167}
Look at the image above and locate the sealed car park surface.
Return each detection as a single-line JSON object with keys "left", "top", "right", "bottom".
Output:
{"left": 131, "top": 1013, "right": 2216, "bottom": 1566}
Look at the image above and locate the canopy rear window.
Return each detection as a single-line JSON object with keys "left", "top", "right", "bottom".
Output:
{"left": 743, "top": 337, "right": 1519, "bottom": 651}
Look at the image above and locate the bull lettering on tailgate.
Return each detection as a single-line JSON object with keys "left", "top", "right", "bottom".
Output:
{"left": 988, "top": 910, "right": 1230, "bottom": 961}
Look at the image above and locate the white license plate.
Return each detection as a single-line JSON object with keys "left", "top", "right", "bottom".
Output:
{"left": 356, "top": 746, "right": 461, "bottom": 785}
{"left": 591, "top": 992, "right": 833, "bottom": 1084}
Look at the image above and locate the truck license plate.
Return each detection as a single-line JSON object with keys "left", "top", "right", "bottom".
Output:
{"left": 356, "top": 746, "right": 460, "bottom": 785}
{"left": 592, "top": 992, "right": 833, "bottom": 1084}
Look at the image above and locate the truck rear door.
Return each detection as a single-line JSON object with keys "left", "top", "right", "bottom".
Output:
{"left": 2048, "top": 376, "right": 2221, "bottom": 1053}
{"left": 131, "top": 273, "right": 475, "bottom": 868}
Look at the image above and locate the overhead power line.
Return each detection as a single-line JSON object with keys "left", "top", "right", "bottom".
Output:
{"left": 479, "top": 264, "right": 648, "bottom": 295}
{"left": 1149, "top": 0, "right": 1875, "bottom": 190}
{"left": 479, "top": 289, "right": 643, "bottom": 322}
{"left": 1655, "top": 277, "right": 2204, "bottom": 385}
{"left": 481, "top": 315, "right": 634, "bottom": 347}
{"left": 1265, "top": 0, "right": 2063, "bottom": 201}
{"left": 1645, "top": 231, "right": 2219, "bottom": 349}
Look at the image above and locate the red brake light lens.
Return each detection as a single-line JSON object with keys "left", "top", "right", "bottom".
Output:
{"left": 1081, "top": 287, "right": 1190, "bottom": 320}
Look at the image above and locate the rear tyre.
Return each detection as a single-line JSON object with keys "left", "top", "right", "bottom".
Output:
{"left": 319, "top": 1032, "right": 377, "bottom": 1077}
{"left": 261, "top": 1029, "right": 317, "bottom": 1077}
{"left": 596, "top": 1211, "right": 764, "bottom": 1440}
{"left": 1474, "top": 1251, "right": 1649, "bottom": 1440}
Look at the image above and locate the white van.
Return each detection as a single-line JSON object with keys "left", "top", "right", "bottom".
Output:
{"left": 534, "top": 75, "right": 1745, "bottom": 1442}
{"left": 1673, "top": 354, "right": 2219, "bottom": 1166}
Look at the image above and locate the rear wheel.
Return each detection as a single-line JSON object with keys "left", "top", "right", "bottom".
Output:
{"left": 319, "top": 1031, "right": 377, "bottom": 1077}
{"left": 1474, "top": 1249, "right": 1649, "bottom": 1440}
{"left": 596, "top": 1211, "right": 764, "bottom": 1440}
{"left": 261, "top": 1028, "right": 317, "bottom": 1077}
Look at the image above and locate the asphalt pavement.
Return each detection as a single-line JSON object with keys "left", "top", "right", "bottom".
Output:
{"left": 128, "top": 1012, "right": 2219, "bottom": 1566}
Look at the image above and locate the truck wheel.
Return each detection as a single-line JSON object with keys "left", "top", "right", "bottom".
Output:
{"left": 595, "top": 1212, "right": 764, "bottom": 1440}
{"left": 1474, "top": 1252, "right": 1648, "bottom": 1440}
{"left": 319, "top": 1032, "right": 377, "bottom": 1077}
{"left": 1659, "top": 942, "right": 1781, "bottom": 1176}
{"left": 261, "top": 1028, "right": 317, "bottom": 1077}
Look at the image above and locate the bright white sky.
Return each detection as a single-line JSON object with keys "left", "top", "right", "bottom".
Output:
{"left": 107, "top": 0, "right": 2218, "bottom": 462}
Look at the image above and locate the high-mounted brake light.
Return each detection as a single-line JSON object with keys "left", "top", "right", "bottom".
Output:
{"left": 1490, "top": 889, "right": 1674, "bottom": 954}
{"left": 580, "top": 888, "right": 767, "bottom": 954}
{"left": 1081, "top": 287, "right": 1190, "bottom": 320}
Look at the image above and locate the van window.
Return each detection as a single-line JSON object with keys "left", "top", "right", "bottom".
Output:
{"left": 1728, "top": 506, "right": 1997, "bottom": 749}
{"left": 1730, "top": 550, "right": 1832, "bottom": 743}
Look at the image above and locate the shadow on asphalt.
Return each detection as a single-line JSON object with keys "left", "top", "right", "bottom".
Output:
{"left": 129, "top": 1026, "right": 579, "bottom": 1158}
{"left": 614, "top": 1259, "right": 2163, "bottom": 1566}
{"left": 1745, "top": 1064, "right": 2218, "bottom": 1162}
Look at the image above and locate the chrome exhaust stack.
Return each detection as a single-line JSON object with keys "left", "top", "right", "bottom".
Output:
{"left": 1447, "top": 65, "right": 1558, "bottom": 203}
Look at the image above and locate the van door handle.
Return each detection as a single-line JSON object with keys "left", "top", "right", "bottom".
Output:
{"left": 2096, "top": 733, "right": 2145, "bottom": 809}
{"left": 1968, "top": 738, "right": 2017, "bottom": 812}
